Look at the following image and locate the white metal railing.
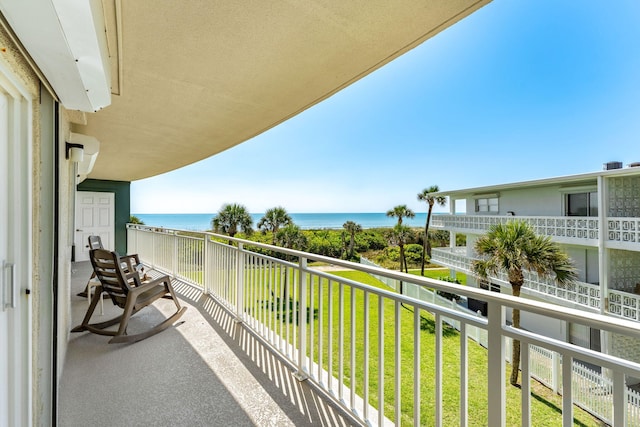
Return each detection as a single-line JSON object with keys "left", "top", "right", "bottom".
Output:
{"left": 429, "top": 247, "right": 470, "bottom": 272}
{"left": 363, "top": 255, "right": 640, "bottom": 426}
{"left": 431, "top": 247, "right": 602, "bottom": 311}
{"left": 360, "top": 257, "right": 401, "bottom": 291}
{"left": 127, "top": 224, "right": 640, "bottom": 427}
{"left": 432, "top": 214, "right": 640, "bottom": 248}
{"left": 432, "top": 215, "right": 599, "bottom": 243}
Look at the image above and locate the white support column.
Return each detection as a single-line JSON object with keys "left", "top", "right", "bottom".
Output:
{"left": 450, "top": 231, "right": 457, "bottom": 279}
{"left": 597, "top": 175, "right": 607, "bottom": 315}
{"left": 597, "top": 175, "right": 611, "bottom": 360}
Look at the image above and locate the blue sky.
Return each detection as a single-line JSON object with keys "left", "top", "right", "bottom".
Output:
{"left": 131, "top": 1, "right": 640, "bottom": 214}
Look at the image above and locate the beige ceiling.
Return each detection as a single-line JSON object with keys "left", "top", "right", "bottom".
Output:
{"left": 77, "top": 0, "right": 491, "bottom": 182}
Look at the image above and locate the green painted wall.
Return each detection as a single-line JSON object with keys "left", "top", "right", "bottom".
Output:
{"left": 77, "top": 179, "right": 130, "bottom": 255}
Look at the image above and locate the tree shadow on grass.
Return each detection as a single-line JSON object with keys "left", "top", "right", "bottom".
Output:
{"left": 419, "top": 315, "right": 459, "bottom": 338}
{"left": 259, "top": 296, "right": 318, "bottom": 324}
{"left": 526, "top": 386, "right": 605, "bottom": 427}
{"left": 399, "top": 303, "right": 458, "bottom": 338}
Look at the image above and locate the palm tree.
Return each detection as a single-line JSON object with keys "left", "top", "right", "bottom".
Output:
{"left": 257, "top": 206, "right": 292, "bottom": 244}
{"left": 129, "top": 215, "right": 145, "bottom": 225}
{"left": 274, "top": 224, "right": 308, "bottom": 316}
{"left": 417, "top": 185, "right": 446, "bottom": 275}
{"left": 388, "top": 224, "right": 413, "bottom": 273}
{"left": 343, "top": 221, "right": 362, "bottom": 260}
{"left": 275, "top": 223, "right": 308, "bottom": 264}
{"left": 472, "top": 220, "right": 576, "bottom": 386}
{"left": 275, "top": 224, "right": 307, "bottom": 252}
{"left": 386, "top": 204, "right": 415, "bottom": 226}
{"left": 211, "top": 203, "right": 253, "bottom": 244}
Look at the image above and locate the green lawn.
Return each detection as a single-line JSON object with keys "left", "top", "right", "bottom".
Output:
{"left": 192, "top": 261, "right": 602, "bottom": 426}
{"left": 408, "top": 267, "right": 467, "bottom": 284}
{"left": 303, "top": 270, "right": 603, "bottom": 426}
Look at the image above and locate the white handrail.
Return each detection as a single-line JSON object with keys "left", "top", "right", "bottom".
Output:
{"left": 127, "top": 224, "right": 640, "bottom": 427}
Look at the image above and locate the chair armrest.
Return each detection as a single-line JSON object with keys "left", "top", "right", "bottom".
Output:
{"left": 119, "top": 254, "right": 144, "bottom": 274}
{"left": 128, "top": 275, "right": 172, "bottom": 296}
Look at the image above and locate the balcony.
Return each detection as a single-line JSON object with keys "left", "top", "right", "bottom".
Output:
{"left": 431, "top": 247, "right": 602, "bottom": 312}
{"left": 60, "top": 225, "right": 640, "bottom": 426}
{"left": 432, "top": 214, "right": 640, "bottom": 250}
{"left": 60, "top": 260, "right": 359, "bottom": 426}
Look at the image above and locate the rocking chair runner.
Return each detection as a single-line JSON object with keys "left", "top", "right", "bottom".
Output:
{"left": 72, "top": 248, "right": 186, "bottom": 344}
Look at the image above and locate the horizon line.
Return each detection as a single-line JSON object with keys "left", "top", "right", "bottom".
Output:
{"left": 132, "top": 211, "right": 454, "bottom": 215}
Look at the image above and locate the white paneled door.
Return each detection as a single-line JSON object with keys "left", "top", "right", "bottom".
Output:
{"left": 74, "top": 192, "right": 115, "bottom": 261}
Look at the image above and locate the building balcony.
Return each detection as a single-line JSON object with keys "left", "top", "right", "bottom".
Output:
{"left": 431, "top": 215, "right": 640, "bottom": 250}
{"left": 60, "top": 225, "right": 640, "bottom": 426}
{"left": 431, "top": 247, "right": 603, "bottom": 313}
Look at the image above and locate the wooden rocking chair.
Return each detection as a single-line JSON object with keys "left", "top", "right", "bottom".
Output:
{"left": 72, "top": 248, "right": 186, "bottom": 344}
{"left": 78, "top": 235, "right": 146, "bottom": 298}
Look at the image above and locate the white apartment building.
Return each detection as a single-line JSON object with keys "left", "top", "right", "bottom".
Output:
{"left": 430, "top": 162, "right": 640, "bottom": 367}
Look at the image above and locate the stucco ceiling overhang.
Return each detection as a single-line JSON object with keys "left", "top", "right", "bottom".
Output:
{"left": 77, "top": 0, "right": 491, "bottom": 182}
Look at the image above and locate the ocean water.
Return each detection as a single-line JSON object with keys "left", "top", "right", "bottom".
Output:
{"left": 132, "top": 212, "right": 434, "bottom": 231}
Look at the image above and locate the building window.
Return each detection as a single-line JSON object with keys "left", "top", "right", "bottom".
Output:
{"left": 567, "top": 192, "right": 598, "bottom": 217}
{"left": 476, "top": 197, "right": 499, "bottom": 213}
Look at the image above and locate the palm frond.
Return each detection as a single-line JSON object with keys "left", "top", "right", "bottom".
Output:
{"left": 473, "top": 220, "right": 576, "bottom": 288}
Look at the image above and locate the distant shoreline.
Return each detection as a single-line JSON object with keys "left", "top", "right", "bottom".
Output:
{"left": 132, "top": 212, "right": 446, "bottom": 232}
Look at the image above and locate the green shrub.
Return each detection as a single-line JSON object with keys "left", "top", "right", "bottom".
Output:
{"left": 383, "top": 246, "right": 400, "bottom": 262}
{"left": 404, "top": 243, "right": 425, "bottom": 264}
{"left": 360, "top": 230, "right": 388, "bottom": 250}
{"left": 305, "top": 230, "right": 343, "bottom": 258}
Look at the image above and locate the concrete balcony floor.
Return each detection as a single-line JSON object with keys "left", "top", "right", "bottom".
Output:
{"left": 59, "top": 262, "right": 358, "bottom": 426}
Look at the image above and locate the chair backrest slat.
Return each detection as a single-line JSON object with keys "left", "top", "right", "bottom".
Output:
{"left": 90, "top": 248, "right": 141, "bottom": 307}
{"left": 88, "top": 235, "right": 104, "bottom": 250}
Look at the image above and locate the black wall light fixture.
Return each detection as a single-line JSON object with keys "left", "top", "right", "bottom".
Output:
{"left": 65, "top": 142, "right": 84, "bottom": 162}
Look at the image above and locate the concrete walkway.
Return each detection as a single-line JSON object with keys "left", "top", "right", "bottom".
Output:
{"left": 59, "top": 262, "right": 359, "bottom": 426}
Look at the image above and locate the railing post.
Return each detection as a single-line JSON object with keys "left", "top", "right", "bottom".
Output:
{"left": 126, "top": 225, "right": 133, "bottom": 254}
{"left": 172, "top": 231, "right": 178, "bottom": 277}
{"left": 151, "top": 229, "right": 156, "bottom": 269}
{"left": 203, "top": 235, "right": 209, "bottom": 295}
{"left": 552, "top": 351, "right": 560, "bottom": 394}
{"left": 295, "top": 256, "right": 308, "bottom": 381}
{"left": 613, "top": 370, "right": 626, "bottom": 427}
{"left": 487, "top": 301, "right": 505, "bottom": 427}
{"left": 562, "top": 354, "right": 573, "bottom": 426}
{"left": 235, "top": 243, "right": 244, "bottom": 322}
{"left": 521, "top": 344, "right": 531, "bottom": 427}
